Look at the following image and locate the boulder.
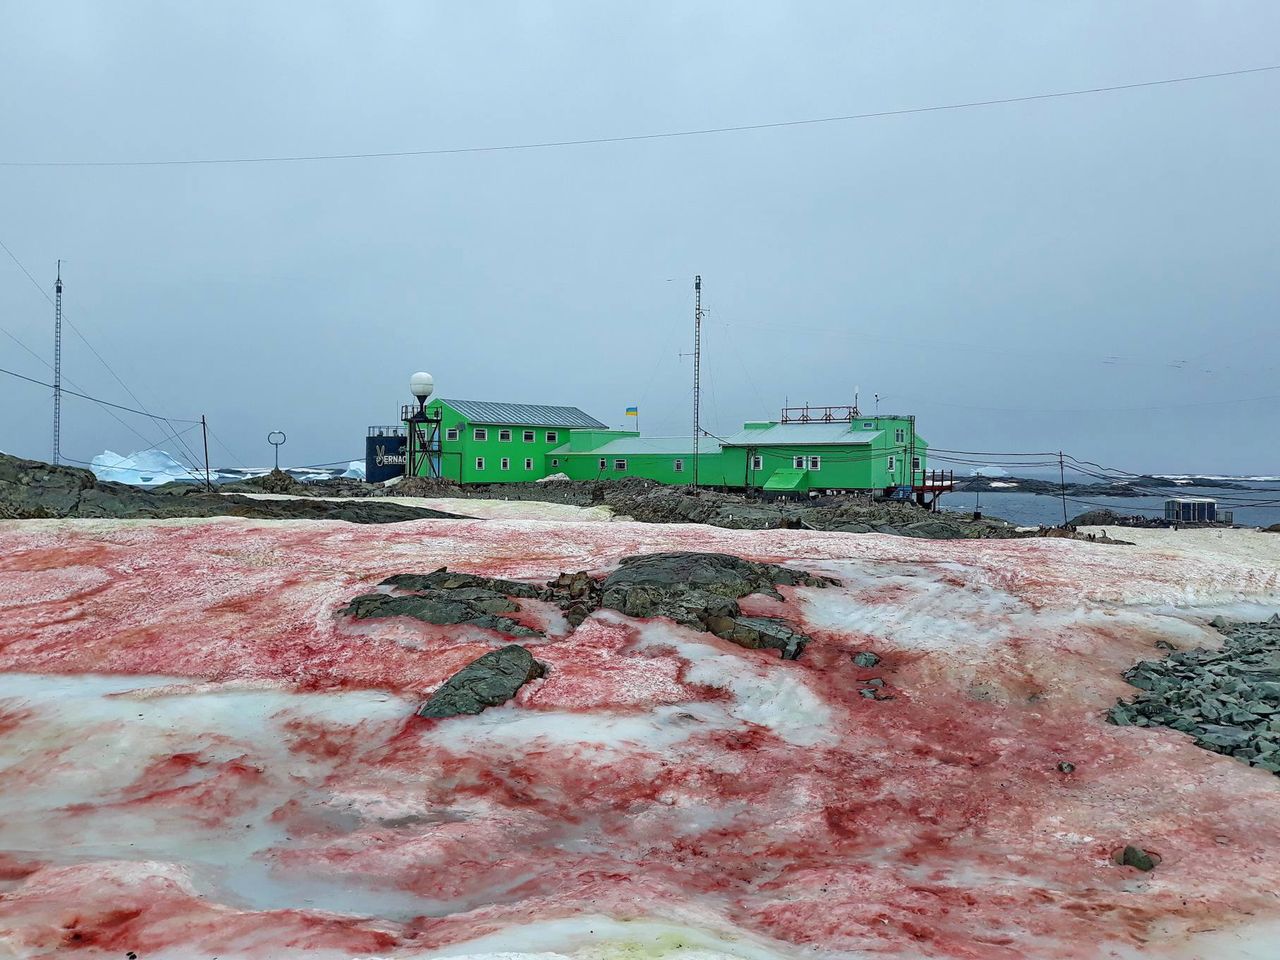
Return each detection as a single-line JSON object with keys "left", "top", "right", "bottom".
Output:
{"left": 417, "top": 644, "right": 546, "bottom": 719}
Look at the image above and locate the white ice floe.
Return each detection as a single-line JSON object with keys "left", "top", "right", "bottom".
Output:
{"left": 90, "top": 448, "right": 197, "bottom": 485}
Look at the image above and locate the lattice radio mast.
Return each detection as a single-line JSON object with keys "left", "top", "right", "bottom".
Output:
{"left": 692, "top": 275, "right": 702, "bottom": 487}
{"left": 53, "top": 261, "right": 63, "bottom": 465}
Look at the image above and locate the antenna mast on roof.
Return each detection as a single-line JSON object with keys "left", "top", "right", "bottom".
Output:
{"left": 692, "top": 275, "right": 702, "bottom": 488}
{"left": 53, "top": 261, "right": 63, "bottom": 465}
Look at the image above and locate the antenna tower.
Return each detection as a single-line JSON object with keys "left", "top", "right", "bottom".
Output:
{"left": 692, "top": 275, "right": 702, "bottom": 487}
{"left": 53, "top": 261, "right": 63, "bottom": 464}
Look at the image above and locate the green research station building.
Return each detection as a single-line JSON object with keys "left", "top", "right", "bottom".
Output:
{"left": 405, "top": 397, "right": 953, "bottom": 504}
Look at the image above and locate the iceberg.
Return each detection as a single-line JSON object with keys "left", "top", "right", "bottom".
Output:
{"left": 340, "top": 460, "right": 365, "bottom": 480}
{"left": 90, "top": 449, "right": 197, "bottom": 486}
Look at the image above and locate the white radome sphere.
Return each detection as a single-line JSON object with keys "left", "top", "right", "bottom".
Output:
{"left": 409, "top": 371, "right": 435, "bottom": 400}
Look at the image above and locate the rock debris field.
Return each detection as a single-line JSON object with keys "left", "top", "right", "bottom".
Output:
{"left": 1, "top": 516, "right": 1280, "bottom": 960}
{"left": 1108, "top": 616, "right": 1280, "bottom": 773}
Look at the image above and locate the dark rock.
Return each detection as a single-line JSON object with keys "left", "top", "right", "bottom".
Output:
{"left": 852, "top": 651, "right": 881, "bottom": 668}
{"left": 341, "top": 592, "right": 540, "bottom": 638}
{"left": 1113, "top": 845, "right": 1160, "bottom": 871}
{"left": 1057, "top": 761, "right": 1076, "bottom": 774}
{"left": 1108, "top": 616, "right": 1280, "bottom": 778}
{"left": 709, "top": 616, "right": 810, "bottom": 660}
{"left": 594, "top": 552, "right": 834, "bottom": 659}
{"left": 382, "top": 568, "right": 543, "bottom": 599}
{"left": 417, "top": 644, "right": 546, "bottom": 719}
{"left": 0, "top": 452, "right": 466, "bottom": 525}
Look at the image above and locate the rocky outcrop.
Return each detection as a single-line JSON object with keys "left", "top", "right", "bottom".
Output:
{"left": 0, "top": 453, "right": 465, "bottom": 524}
{"left": 365, "top": 552, "right": 834, "bottom": 661}
{"left": 417, "top": 644, "right": 546, "bottom": 718}
{"left": 592, "top": 552, "right": 837, "bottom": 660}
{"left": 382, "top": 570, "right": 543, "bottom": 599}
{"left": 1107, "top": 616, "right": 1280, "bottom": 774}
{"left": 343, "top": 570, "right": 543, "bottom": 638}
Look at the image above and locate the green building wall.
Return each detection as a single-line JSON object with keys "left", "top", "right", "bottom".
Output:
{"left": 408, "top": 401, "right": 930, "bottom": 494}
{"left": 424, "top": 399, "right": 576, "bottom": 484}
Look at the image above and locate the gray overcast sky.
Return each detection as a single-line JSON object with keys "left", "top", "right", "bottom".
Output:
{"left": 1, "top": 1, "right": 1277, "bottom": 474}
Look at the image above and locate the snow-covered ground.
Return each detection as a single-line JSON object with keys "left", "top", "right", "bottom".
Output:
{"left": 232, "top": 491, "right": 618, "bottom": 522}
{"left": 1, "top": 518, "right": 1279, "bottom": 959}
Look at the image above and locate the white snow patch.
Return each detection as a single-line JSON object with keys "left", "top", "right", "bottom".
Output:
{"left": 425, "top": 702, "right": 736, "bottom": 754}
{"left": 416, "top": 915, "right": 795, "bottom": 960}
{"left": 988, "top": 481, "right": 1018, "bottom": 488}
{"left": 631, "top": 617, "right": 833, "bottom": 747}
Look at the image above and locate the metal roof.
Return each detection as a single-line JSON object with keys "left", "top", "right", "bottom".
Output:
{"left": 720, "top": 423, "right": 882, "bottom": 447}
{"left": 557, "top": 436, "right": 696, "bottom": 456}
{"left": 437, "top": 398, "right": 608, "bottom": 429}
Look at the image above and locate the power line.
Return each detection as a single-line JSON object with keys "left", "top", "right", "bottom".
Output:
{"left": 0, "top": 365, "right": 200, "bottom": 422}
{"left": 4, "top": 64, "right": 1277, "bottom": 168}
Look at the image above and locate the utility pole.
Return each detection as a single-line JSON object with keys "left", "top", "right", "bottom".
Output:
{"left": 201, "top": 415, "right": 212, "bottom": 491}
{"left": 692, "top": 274, "right": 702, "bottom": 488}
{"left": 1059, "top": 451, "right": 1069, "bottom": 527}
{"left": 53, "top": 261, "right": 63, "bottom": 464}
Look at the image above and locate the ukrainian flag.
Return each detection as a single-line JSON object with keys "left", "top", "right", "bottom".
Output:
{"left": 625, "top": 406, "right": 638, "bottom": 417}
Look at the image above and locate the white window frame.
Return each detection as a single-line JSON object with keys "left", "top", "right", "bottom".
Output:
{"left": 793, "top": 456, "right": 805, "bottom": 470}
{"left": 863, "top": 422, "right": 875, "bottom": 429}
{"left": 895, "top": 428, "right": 905, "bottom": 443}
{"left": 751, "top": 455, "right": 763, "bottom": 471}
{"left": 614, "top": 459, "right": 627, "bottom": 471}
{"left": 551, "top": 458, "right": 560, "bottom": 467}
{"left": 500, "top": 457, "right": 510, "bottom": 471}
{"left": 912, "top": 455, "right": 921, "bottom": 471}
{"left": 445, "top": 427, "right": 459, "bottom": 442}
{"left": 599, "top": 458, "right": 608, "bottom": 471}
{"left": 546, "top": 431, "right": 558, "bottom": 444}
{"left": 673, "top": 459, "right": 684, "bottom": 473}
{"left": 887, "top": 455, "right": 897, "bottom": 472}
{"left": 808, "top": 456, "right": 822, "bottom": 471}
{"left": 475, "top": 457, "right": 485, "bottom": 471}
{"left": 498, "top": 428, "right": 512, "bottom": 442}
{"left": 473, "top": 427, "right": 488, "bottom": 442}
{"left": 523, "top": 430, "right": 535, "bottom": 443}
{"left": 524, "top": 458, "right": 533, "bottom": 470}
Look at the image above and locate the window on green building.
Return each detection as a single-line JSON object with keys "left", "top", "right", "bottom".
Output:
{"left": 598, "top": 458, "right": 607, "bottom": 470}
{"left": 887, "top": 455, "right": 896, "bottom": 472}
{"left": 546, "top": 431, "right": 559, "bottom": 444}
{"left": 614, "top": 459, "right": 627, "bottom": 471}
{"left": 523, "top": 430, "right": 535, "bottom": 442}
{"left": 912, "top": 456, "right": 921, "bottom": 471}
{"left": 673, "top": 459, "right": 684, "bottom": 472}
{"left": 445, "top": 427, "right": 459, "bottom": 442}
{"left": 808, "top": 456, "right": 822, "bottom": 471}
{"left": 751, "top": 455, "right": 763, "bottom": 471}
{"left": 474, "top": 428, "right": 488, "bottom": 441}
{"left": 476, "top": 457, "right": 485, "bottom": 470}
{"left": 552, "top": 458, "right": 560, "bottom": 467}
{"left": 501, "top": 458, "right": 510, "bottom": 470}
{"left": 895, "top": 428, "right": 905, "bottom": 443}
{"left": 499, "top": 429, "right": 512, "bottom": 442}
{"left": 524, "top": 458, "right": 533, "bottom": 470}
{"left": 793, "top": 456, "right": 805, "bottom": 469}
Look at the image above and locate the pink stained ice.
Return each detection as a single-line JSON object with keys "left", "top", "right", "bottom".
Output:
{"left": 0, "top": 516, "right": 1278, "bottom": 959}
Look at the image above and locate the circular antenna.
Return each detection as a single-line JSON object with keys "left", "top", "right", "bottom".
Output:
{"left": 409, "top": 371, "right": 435, "bottom": 400}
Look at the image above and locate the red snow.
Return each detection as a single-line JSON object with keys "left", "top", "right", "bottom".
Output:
{"left": 1, "top": 516, "right": 1279, "bottom": 959}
